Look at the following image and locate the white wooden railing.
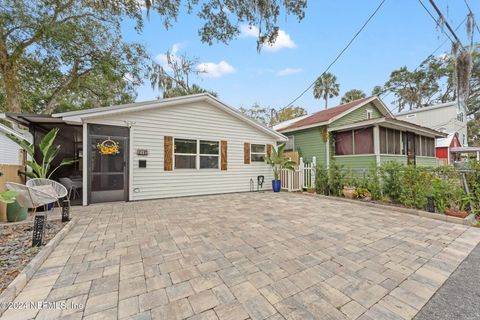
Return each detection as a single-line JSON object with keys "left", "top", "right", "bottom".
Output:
{"left": 281, "top": 157, "right": 316, "bottom": 192}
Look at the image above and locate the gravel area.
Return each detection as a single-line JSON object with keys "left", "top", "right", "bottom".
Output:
{"left": 0, "top": 219, "right": 67, "bottom": 294}
{"left": 415, "top": 242, "right": 480, "bottom": 320}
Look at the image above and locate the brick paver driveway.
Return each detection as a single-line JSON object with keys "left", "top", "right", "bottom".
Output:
{"left": 3, "top": 192, "right": 480, "bottom": 320}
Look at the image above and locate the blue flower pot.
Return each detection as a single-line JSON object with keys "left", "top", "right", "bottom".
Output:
{"left": 272, "top": 180, "right": 281, "bottom": 192}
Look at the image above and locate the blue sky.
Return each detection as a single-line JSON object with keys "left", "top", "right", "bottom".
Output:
{"left": 121, "top": 0, "right": 479, "bottom": 114}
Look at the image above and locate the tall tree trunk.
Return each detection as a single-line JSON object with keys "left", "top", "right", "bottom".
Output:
{"left": 0, "top": 32, "right": 22, "bottom": 113}
{"left": 325, "top": 96, "right": 328, "bottom": 109}
{"left": 0, "top": 63, "right": 22, "bottom": 113}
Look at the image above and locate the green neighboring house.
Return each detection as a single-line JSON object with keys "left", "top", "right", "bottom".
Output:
{"left": 276, "top": 96, "right": 446, "bottom": 172}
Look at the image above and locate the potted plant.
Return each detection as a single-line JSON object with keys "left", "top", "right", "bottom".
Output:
{"left": 0, "top": 191, "right": 26, "bottom": 222}
{"left": 353, "top": 187, "right": 371, "bottom": 201}
{"left": 445, "top": 193, "right": 470, "bottom": 219}
{"left": 8, "top": 128, "right": 76, "bottom": 210}
{"left": 266, "top": 143, "right": 296, "bottom": 192}
{"left": 342, "top": 180, "right": 354, "bottom": 199}
{"left": 306, "top": 186, "right": 316, "bottom": 194}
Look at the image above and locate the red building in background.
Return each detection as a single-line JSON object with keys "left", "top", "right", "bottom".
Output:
{"left": 435, "top": 133, "right": 461, "bottom": 165}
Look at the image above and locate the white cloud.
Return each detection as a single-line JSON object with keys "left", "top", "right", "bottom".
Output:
{"left": 154, "top": 43, "right": 182, "bottom": 71}
{"left": 276, "top": 68, "right": 303, "bottom": 76}
{"left": 240, "top": 25, "right": 260, "bottom": 38}
{"left": 197, "top": 61, "right": 236, "bottom": 78}
{"left": 239, "top": 25, "right": 296, "bottom": 52}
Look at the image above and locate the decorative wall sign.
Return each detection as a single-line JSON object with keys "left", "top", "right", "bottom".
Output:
{"left": 137, "top": 149, "right": 149, "bottom": 156}
{"left": 97, "top": 138, "right": 120, "bottom": 155}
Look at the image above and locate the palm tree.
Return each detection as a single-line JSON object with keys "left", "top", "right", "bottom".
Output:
{"left": 341, "top": 89, "right": 366, "bottom": 104}
{"left": 313, "top": 72, "right": 340, "bottom": 109}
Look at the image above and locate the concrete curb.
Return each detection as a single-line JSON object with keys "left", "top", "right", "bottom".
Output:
{"left": 306, "top": 193, "right": 474, "bottom": 226}
{"left": 0, "top": 218, "right": 77, "bottom": 316}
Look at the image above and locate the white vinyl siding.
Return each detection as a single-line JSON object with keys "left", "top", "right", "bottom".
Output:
{"left": 85, "top": 101, "right": 277, "bottom": 201}
{"left": 0, "top": 133, "right": 23, "bottom": 165}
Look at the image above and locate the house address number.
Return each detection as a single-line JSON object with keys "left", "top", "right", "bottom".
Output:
{"left": 137, "top": 149, "right": 148, "bottom": 156}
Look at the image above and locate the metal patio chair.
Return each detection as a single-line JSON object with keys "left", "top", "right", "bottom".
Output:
{"left": 26, "top": 178, "right": 68, "bottom": 209}
{"left": 59, "top": 177, "right": 82, "bottom": 200}
{"left": 5, "top": 182, "right": 58, "bottom": 215}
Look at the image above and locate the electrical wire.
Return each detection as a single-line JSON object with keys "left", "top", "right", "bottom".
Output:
{"left": 463, "top": 0, "right": 480, "bottom": 35}
{"left": 281, "top": 0, "right": 387, "bottom": 110}
{"left": 380, "top": 16, "right": 467, "bottom": 114}
{"left": 417, "top": 0, "right": 457, "bottom": 45}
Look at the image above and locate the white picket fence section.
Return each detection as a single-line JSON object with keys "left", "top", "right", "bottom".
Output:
{"left": 281, "top": 157, "right": 316, "bottom": 192}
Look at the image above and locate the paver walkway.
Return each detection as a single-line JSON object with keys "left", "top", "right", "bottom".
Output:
{"left": 414, "top": 242, "right": 480, "bottom": 320}
{"left": 2, "top": 192, "right": 480, "bottom": 320}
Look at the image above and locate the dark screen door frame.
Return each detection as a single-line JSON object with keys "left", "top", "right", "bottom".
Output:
{"left": 87, "top": 124, "right": 129, "bottom": 204}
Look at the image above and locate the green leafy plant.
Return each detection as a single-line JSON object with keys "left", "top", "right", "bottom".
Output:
{"left": 400, "top": 166, "right": 432, "bottom": 209}
{"left": 315, "top": 165, "right": 329, "bottom": 195}
{"left": 0, "top": 191, "right": 17, "bottom": 204}
{"left": 328, "top": 162, "right": 346, "bottom": 196}
{"left": 266, "top": 143, "right": 296, "bottom": 180}
{"left": 353, "top": 187, "right": 371, "bottom": 199}
{"left": 366, "top": 165, "right": 382, "bottom": 200}
{"left": 8, "top": 128, "right": 76, "bottom": 179}
{"left": 379, "top": 162, "right": 403, "bottom": 203}
{"left": 431, "top": 177, "right": 451, "bottom": 213}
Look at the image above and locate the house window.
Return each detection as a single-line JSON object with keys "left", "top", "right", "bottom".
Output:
{"left": 285, "top": 136, "right": 294, "bottom": 151}
{"left": 174, "top": 139, "right": 197, "bottom": 169}
{"left": 334, "top": 128, "right": 373, "bottom": 155}
{"left": 200, "top": 140, "right": 219, "bottom": 169}
{"left": 251, "top": 144, "right": 266, "bottom": 162}
{"left": 379, "top": 127, "right": 403, "bottom": 155}
{"left": 414, "top": 135, "right": 435, "bottom": 157}
{"left": 366, "top": 109, "right": 373, "bottom": 120}
{"left": 457, "top": 112, "right": 464, "bottom": 122}
{"left": 174, "top": 139, "right": 220, "bottom": 169}
{"left": 354, "top": 128, "right": 374, "bottom": 154}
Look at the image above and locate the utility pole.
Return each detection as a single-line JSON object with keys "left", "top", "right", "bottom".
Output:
{"left": 428, "top": 0, "right": 464, "bottom": 48}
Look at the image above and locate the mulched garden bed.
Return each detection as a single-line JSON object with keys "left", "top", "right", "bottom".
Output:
{"left": 0, "top": 220, "right": 67, "bottom": 294}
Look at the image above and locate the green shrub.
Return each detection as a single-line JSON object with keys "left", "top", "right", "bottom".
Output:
{"left": 431, "top": 177, "right": 452, "bottom": 213}
{"left": 400, "top": 166, "right": 432, "bottom": 209}
{"left": 366, "top": 165, "right": 382, "bottom": 200}
{"left": 379, "top": 162, "right": 403, "bottom": 203}
{"left": 328, "top": 162, "right": 346, "bottom": 196}
{"left": 315, "top": 165, "right": 329, "bottom": 195}
{"left": 466, "top": 161, "right": 480, "bottom": 215}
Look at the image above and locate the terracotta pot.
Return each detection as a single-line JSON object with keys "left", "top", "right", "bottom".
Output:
{"left": 307, "top": 188, "right": 316, "bottom": 194}
{"left": 445, "top": 209, "right": 469, "bottom": 219}
{"left": 343, "top": 187, "right": 355, "bottom": 199}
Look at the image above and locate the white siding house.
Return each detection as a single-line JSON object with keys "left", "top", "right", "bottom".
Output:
{"left": 396, "top": 101, "right": 468, "bottom": 146}
{"left": 0, "top": 123, "right": 26, "bottom": 165}
{"left": 55, "top": 94, "right": 286, "bottom": 205}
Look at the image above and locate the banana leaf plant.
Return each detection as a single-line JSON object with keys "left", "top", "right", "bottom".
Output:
{"left": 0, "top": 191, "right": 17, "bottom": 204}
{"left": 8, "top": 128, "right": 76, "bottom": 179}
{"left": 266, "top": 143, "right": 296, "bottom": 180}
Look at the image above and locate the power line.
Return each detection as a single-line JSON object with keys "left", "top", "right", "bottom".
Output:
{"left": 463, "top": 0, "right": 480, "bottom": 35}
{"left": 380, "top": 16, "right": 467, "bottom": 114}
{"left": 281, "top": 0, "right": 387, "bottom": 110}
{"left": 427, "top": 0, "right": 464, "bottom": 48}
{"left": 417, "top": 0, "right": 457, "bottom": 46}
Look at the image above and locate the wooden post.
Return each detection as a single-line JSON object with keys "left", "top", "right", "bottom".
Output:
{"left": 373, "top": 125, "right": 381, "bottom": 166}
{"left": 311, "top": 156, "right": 317, "bottom": 187}
{"left": 299, "top": 157, "right": 304, "bottom": 189}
